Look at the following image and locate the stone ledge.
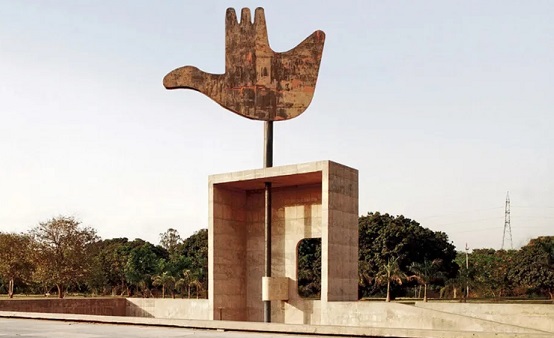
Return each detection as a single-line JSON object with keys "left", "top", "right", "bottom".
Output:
{"left": 0, "top": 311, "right": 551, "bottom": 338}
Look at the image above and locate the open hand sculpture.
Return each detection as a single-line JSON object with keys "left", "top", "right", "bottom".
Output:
{"left": 163, "top": 7, "right": 325, "bottom": 121}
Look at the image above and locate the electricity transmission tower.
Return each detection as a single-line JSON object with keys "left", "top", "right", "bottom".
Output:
{"left": 501, "top": 191, "right": 512, "bottom": 249}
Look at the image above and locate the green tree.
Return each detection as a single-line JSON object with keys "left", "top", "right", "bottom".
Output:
{"left": 0, "top": 232, "right": 34, "bottom": 298}
{"left": 376, "top": 257, "right": 405, "bottom": 302}
{"left": 124, "top": 241, "right": 162, "bottom": 297}
{"left": 176, "top": 268, "right": 203, "bottom": 299}
{"left": 443, "top": 252, "right": 476, "bottom": 301}
{"left": 471, "top": 248, "right": 515, "bottom": 298}
{"left": 159, "top": 228, "right": 183, "bottom": 255}
{"left": 409, "top": 259, "right": 443, "bottom": 302}
{"left": 29, "top": 216, "right": 98, "bottom": 298}
{"left": 509, "top": 236, "right": 554, "bottom": 299}
{"left": 176, "top": 269, "right": 193, "bottom": 298}
{"left": 180, "top": 229, "right": 208, "bottom": 296}
{"left": 152, "top": 271, "right": 176, "bottom": 298}
{"left": 358, "top": 212, "right": 457, "bottom": 298}
{"left": 189, "top": 279, "right": 203, "bottom": 299}
{"left": 87, "top": 238, "right": 132, "bottom": 295}
{"left": 158, "top": 228, "right": 189, "bottom": 279}
{"left": 297, "top": 238, "right": 321, "bottom": 298}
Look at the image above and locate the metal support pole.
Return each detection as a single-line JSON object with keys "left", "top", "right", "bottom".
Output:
{"left": 465, "top": 243, "right": 469, "bottom": 299}
{"left": 263, "top": 181, "right": 272, "bottom": 322}
{"left": 263, "top": 121, "right": 273, "bottom": 323}
{"left": 264, "top": 121, "right": 273, "bottom": 167}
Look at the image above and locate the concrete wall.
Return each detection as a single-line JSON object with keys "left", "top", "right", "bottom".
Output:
{"left": 247, "top": 184, "right": 322, "bottom": 324}
{"left": 415, "top": 302, "right": 554, "bottom": 333}
{"left": 0, "top": 298, "right": 210, "bottom": 320}
{"left": 0, "top": 298, "right": 549, "bottom": 334}
{"left": 209, "top": 186, "right": 247, "bottom": 321}
{"left": 0, "top": 298, "right": 126, "bottom": 316}
{"left": 126, "top": 298, "right": 209, "bottom": 320}
{"left": 208, "top": 161, "right": 358, "bottom": 323}
{"left": 321, "top": 301, "right": 544, "bottom": 334}
{"left": 323, "top": 161, "right": 359, "bottom": 302}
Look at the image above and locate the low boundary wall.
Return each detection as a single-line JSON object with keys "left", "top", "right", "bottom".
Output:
{"left": 415, "top": 302, "right": 554, "bottom": 333}
{"left": 126, "top": 298, "right": 209, "bottom": 320}
{"left": 322, "top": 301, "right": 544, "bottom": 333}
{"left": 0, "top": 298, "right": 551, "bottom": 335}
{"left": 0, "top": 298, "right": 209, "bottom": 320}
{"left": 0, "top": 298, "right": 126, "bottom": 316}
{"left": 1, "top": 311, "right": 552, "bottom": 338}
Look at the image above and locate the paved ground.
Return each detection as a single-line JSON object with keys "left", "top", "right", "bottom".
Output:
{"left": 0, "top": 318, "right": 328, "bottom": 338}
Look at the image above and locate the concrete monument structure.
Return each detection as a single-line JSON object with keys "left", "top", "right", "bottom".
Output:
{"left": 164, "top": 7, "right": 331, "bottom": 323}
{"left": 208, "top": 161, "right": 358, "bottom": 322}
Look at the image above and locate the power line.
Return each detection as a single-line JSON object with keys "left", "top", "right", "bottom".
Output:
{"left": 511, "top": 215, "right": 554, "bottom": 220}
{"left": 434, "top": 217, "right": 503, "bottom": 227}
{"left": 512, "top": 205, "right": 554, "bottom": 209}
{"left": 450, "top": 226, "right": 503, "bottom": 234}
{"left": 516, "top": 225, "right": 554, "bottom": 229}
{"left": 418, "top": 206, "right": 504, "bottom": 220}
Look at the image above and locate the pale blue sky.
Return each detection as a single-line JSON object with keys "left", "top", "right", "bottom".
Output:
{"left": 1, "top": 1, "right": 552, "bottom": 250}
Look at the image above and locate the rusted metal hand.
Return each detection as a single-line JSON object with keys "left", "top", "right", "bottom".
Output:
{"left": 163, "top": 7, "right": 325, "bottom": 121}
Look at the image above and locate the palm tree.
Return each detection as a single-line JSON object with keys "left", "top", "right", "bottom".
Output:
{"left": 189, "top": 279, "right": 203, "bottom": 299}
{"left": 409, "top": 259, "right": 443, "bottom": 302}
{"left": 376, "top": 257, "right": 406, "bottom": 302}
{"left": 176, "top": 269, "right": 192, "bottom": 298}
{"left": 151, "top": 272, "right": 175, "bottom": 298}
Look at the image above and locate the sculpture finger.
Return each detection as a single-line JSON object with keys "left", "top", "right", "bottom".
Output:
{"left": 254, "top": 7, "right": 269, "bottom": 47}
{"left": 240, "top": 8, "right": 252, "bottom": 25}
{"left": 226, "top": 8, "right": 238, "bottom": 28}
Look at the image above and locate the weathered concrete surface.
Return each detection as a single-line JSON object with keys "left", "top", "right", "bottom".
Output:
{"left": 415, "top": 302, "right": 554, "bottom": 333}
{"left": 0, "top": 317, "right": 333, "bottom": 338}
{"left": 1, "top": 311, "right": 552, "bottom": 338}
{"left": 0, "top": 298, "right": 209, "bottom": 320}
{"left": 164, "top": 7, "right": 325, "bottom": 121}
{"left": 262, "top": 277, "right": 289, "bottom": 301}
{"left": 209, "top": 161, "right": 358, "bottom": 322}
{"left": 0, "top": 298, "right": 126, "bottom": 316}
{"left": 126, "top": 298, "right": 209, "bottom": 320}
{"left": 321, "top": 301, "right": 547, "bottom": 334}
{"left": 1, "top": 299, "right": 552, "bottom": 336}
{"left": 120, "top": 299, "right": 553, "bottom": 335}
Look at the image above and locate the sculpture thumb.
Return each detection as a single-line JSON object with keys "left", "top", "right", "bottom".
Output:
{"left": 163, "top": 66, "right": 219, "bottom": 93}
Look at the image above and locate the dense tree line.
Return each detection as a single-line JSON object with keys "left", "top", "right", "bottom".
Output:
{"left": 1, "top": 214, "right": 553, "bottom": 301}
{"left": 358, "top": 213, "right": 553, "bottom": 301}
{"left": 0, "top": 217, "right": 207, "bottom": 298}
{"left": 357, "top": 212, "right": 458, "bottom": 300}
